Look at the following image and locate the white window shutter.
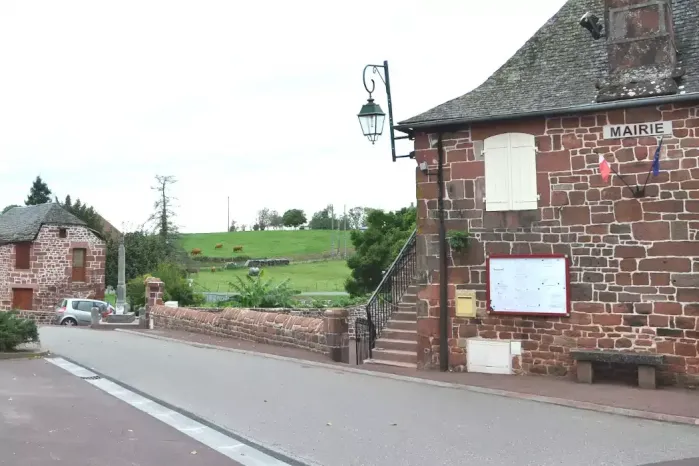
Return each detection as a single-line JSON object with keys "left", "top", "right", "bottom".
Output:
{"left": 509, "top": 133, "right": 538, "bottom": 210}
{"left": 484, "top": 134, "right": 511, "bottom": 211}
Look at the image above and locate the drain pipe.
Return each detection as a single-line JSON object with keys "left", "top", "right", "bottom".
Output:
{"left": 436, "top": 133, "right": 449, "bottom": 372}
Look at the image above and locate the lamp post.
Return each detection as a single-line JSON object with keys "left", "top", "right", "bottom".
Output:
{"left": 357, "top": 60, "right": 448, "bottom": 372}
{"left": 357, "top": 60, "right": 413, "bottom": 162}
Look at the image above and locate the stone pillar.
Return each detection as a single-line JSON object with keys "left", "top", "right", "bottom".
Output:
{"left": 143, "top": 278, "right": 164, "bottom": 329}
{"left": 324, "top": 308, "right": 349, "bottom": 363}
{"left": 115, "top": 235, "right": 126, "bottom": 313}
{"left": 90, "top": 306, "right": 101, "bottom": 329}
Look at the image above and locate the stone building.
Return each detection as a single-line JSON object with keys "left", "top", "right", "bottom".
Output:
{"left": 0, "top": 203, "right": 106, "bottom": 313}
{"left": 393, "top": 0, "right": 699, "bottom": 385}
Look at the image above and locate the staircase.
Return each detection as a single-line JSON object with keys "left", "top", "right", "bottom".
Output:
{"left": 366, "top": 284, "right": 418, "bottom": 368}
{"left": 356, "top": 229, "right": 419, "bottom": 368}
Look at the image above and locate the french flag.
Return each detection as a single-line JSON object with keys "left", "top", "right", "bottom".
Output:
{"left": 599, "top": 154, "right": 611, "bottom": 182}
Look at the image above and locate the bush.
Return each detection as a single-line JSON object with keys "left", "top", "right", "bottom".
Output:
{"left": 126, "top": 263, "right": 204, "bottom": 308}
{"left": 228, "top": 270, "right": 299, "bottom": 308}
{"left": 0, "top": 312, "right": 39, "bottom": 352}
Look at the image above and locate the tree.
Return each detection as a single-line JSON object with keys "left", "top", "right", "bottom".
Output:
{"left": 25, "top": 176, "right": 52, "bottom": 205}
{"left": 308, "top": 205, "right": 335, "bottom": 230}
{"left": 59, "top": 197, "right": 104, "bottom": 234}
{"left": 282, "top": 209, "right": 306, "bottom": 228}
{"left": 348, "top": 206, "right": 368, "bottom": 229}
{"left": 229, "top": 220, "right": 238, "bottom": 232}
{"left": 252, "top": 223, "right": 260, "bottom": 231}
{"left": 105, "top": 230, "right": 168, "bottom": 288}
{"left": 256, "top": 208, "right": 271, "bottom": 231}
{"left": 344, "top": 205, "right": 416, "bottom": 297}
{"left": 269, "top": 210, "right": 283, "bottom": 229}
{"left": 1, "top": 205, "right": 19, "bottom": 215}
{"left": 149, "top": 175, "right": 178, "bottom": 253}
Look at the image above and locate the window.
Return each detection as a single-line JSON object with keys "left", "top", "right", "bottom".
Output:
{"left": 484, "top": 132, "right": 538, "bottom": 211}
{"left": 59, "top": 228, "right": 67, "bottom": 238}
{"left": 76, "top": 300, "right": 94, "bottom": 312}
{"left": 12, "top": 288, "right": 33, "bottom": 310}
{"left": 14, "top": 242, "right": 31, "bottom": 269}
{"left": 72, "top": 248, "right": 86, "bottom": 282}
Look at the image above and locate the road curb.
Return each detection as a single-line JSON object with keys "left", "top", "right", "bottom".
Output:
{"left": 0, "top": 350, "right": 49, "bottom": 360}
{"left": 46, "top": 353, "right": 322, "bottom": 466}
{"left": 114, "top": 329, "right": 699, "bottom": 428}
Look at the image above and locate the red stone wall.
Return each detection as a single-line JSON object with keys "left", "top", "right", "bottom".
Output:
{"left": 414, "top": 102, "right": 699, "bottom": 386}
{"left": 0, "top": 225, "right": 106, "bottom": 312}
{"left": 150, "top": 306, "right": 331, "bottom": 355}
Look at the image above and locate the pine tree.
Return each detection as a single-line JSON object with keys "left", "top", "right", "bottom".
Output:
{"left": 25, "top": 176, "right": 52, "bottom": 205}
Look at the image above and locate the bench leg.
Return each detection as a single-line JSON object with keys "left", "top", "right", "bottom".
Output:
{"left": 577, "top": 361, "right": 593, "bottom": 384}
{"left": 638, "top": 365, "right": 657, "bottom": 389}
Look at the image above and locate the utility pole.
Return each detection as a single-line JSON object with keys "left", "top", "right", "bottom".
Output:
{"left": 330, "top": 204, "right": 335, "bottom": 257}
{"left": 343, "top": 204, "right": 348, "bottom": 259}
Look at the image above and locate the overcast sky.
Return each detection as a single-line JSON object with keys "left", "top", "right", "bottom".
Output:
{"left": 0, "top": 0, "right": 566, "bottom": 233}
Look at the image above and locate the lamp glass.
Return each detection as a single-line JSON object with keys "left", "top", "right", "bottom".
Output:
{"left": 357, "top": 99, "right": 386, "bottom": 144}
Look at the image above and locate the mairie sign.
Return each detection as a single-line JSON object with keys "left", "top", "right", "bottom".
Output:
{"left": 603, "top": 121, "right": 673, "bottom": 139}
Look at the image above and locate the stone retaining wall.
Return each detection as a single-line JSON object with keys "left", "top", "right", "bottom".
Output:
{"left": 13, "top": 310, "right": 54, "bottom": 325}
{"left": 150, "top": 305, "right": 331, "bottom": 355}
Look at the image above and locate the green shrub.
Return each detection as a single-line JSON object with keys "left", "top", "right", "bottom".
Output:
{"left": 228, "top": 270, "right": 299, "bottom": 308}
{"left": 447, "top": 230, "right": 471, "bottom": 252}
{"left": 126, "top": 263, "right": 204, "bottom": 308}
{"left": 0, "top": 311, "right": 39, "bottom": 352}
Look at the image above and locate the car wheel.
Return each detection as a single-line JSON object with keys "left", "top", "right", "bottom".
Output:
{"left": 61, "top": 318, "right": 78, "bottom": 326}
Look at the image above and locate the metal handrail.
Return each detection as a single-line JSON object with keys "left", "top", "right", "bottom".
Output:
{"left": 365, "top": 229, "right": 417, "bottom": 307}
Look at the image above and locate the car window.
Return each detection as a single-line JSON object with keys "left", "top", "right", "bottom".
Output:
{"left": 77, "top": 301, "right": 94, "bottom": 312}
{"left": 93, "top": 301, "right": 107, "bottom": 311}
{"left": 72, "top": 300, "right": 80, "bottom": 310}
{"left": 57, "top": 299, "right": 67, "bottom": 308}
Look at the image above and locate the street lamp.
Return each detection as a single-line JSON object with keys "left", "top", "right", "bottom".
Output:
{"left": 357, "top": 98, "right": 386, "bottom": 144}
{"left": 357, "top": 60, "right": 413, "bottom": 162}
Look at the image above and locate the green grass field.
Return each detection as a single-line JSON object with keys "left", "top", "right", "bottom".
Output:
{"left": 179, "top": 230, "right": 352, "bottom": 260}
{"left": 193, "top": 260, "right": 350, "bottom": 293}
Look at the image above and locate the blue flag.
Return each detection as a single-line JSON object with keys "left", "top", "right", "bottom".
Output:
{"left": 652, "top": 138, "right": 663, "bottom": 176}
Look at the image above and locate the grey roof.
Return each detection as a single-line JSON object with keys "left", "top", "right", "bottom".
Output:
{"left": 0, "top": 203, "right": 86, "bottom": 244}
{"left": 399, "top": 0, "right": 699, "bottom": 129}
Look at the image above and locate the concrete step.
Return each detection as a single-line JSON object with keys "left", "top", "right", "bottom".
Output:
{"left": 370, "top": 348, "right": 417, "bottom": 364}
{"left": 381, "top": 328, "right": 418, "bottom": 342}
{"left": 385, "top": 319, "right": 417, "bottom": 331}
{"left": 401, "top": 293, "right": 418, "bottom": 304}
{"left": 374, "top": 338, "right": 417, "bottom": 352}
{"left": 364, "top": 358, "right": 416, "bottom": 369}
{"left": 397, "top": 302, "right": 416, "bottom": 310}
{"left": 391, "top": 311, "right": 417, "bottom": 321}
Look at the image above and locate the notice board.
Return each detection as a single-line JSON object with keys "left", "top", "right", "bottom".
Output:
{"left": 486, "top": 254, "right": 570, "bottom": 317}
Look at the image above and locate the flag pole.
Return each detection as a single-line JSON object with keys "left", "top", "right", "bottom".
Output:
{"left": 641, "top": 136, "right": 664, "bottom": 189}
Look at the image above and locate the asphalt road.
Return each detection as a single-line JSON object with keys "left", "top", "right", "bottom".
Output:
{"left": 39, "top": 327, "right": 699, "bottom": 466}
{"left": 0, "top": 358, "right": 241, "bottom": 466}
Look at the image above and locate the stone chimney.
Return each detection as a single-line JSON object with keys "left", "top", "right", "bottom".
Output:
{"left": 597, "top": 0, "right": 683, "bottom": 102}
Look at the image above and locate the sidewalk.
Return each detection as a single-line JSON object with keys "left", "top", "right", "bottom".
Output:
{"left": 0, "top": 358, "right": 243, "bottom": 466}
{"left": 126, "top": 328, "right": 699, "bottom": 424}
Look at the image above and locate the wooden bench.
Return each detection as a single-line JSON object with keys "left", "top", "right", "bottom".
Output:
{"left": 570, "top": 350, "right": 665, "bottom": 389}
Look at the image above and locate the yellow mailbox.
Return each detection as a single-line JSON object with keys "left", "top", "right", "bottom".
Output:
{"left": 455, "top": 290, "right": 477, "bottom": 317}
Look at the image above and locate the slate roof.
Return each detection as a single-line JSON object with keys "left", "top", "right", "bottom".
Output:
{"left": 398, "top": 0, "right": 699, "bottom": 130}
{"left": 0, "top": 203, "right": 86, "bottom": 244}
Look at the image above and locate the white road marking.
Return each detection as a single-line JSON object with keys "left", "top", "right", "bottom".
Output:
{"left": 46, "top": 357, "right": 291, "bottom": 466}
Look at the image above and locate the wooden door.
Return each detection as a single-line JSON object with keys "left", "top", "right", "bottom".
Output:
{"left": 12, "top": 288, "right": 33, "bottom": 310}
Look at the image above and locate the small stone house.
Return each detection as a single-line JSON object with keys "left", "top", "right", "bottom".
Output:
{"left": 0, "top": 203, "right": 106, "bottom": 313}
{"left": 394, "top": 0, "right": 699, "bottom": 386}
